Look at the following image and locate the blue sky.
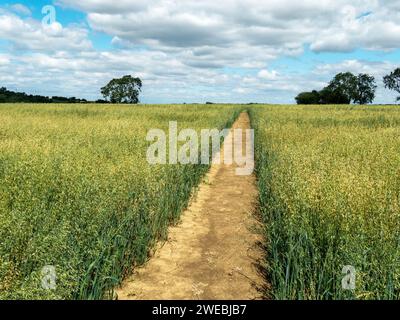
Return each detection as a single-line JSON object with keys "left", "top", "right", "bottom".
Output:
{"left": 0, "top": 0, "right": 399, "bottom": 103}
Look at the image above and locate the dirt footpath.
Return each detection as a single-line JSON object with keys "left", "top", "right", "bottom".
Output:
{"left": 116, "top": 112, "right": 266, "bottom": 300}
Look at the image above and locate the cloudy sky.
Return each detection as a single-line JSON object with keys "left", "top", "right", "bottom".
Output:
{"left": 0, "top": 0, "right": 399, "bottom": 103}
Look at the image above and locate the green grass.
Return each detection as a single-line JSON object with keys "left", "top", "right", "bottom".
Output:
{"left": 250, "top": 104, "right": 400, "bottom": 300}
{"left": 0, "top": 103, "right": 242, "bottom": 299}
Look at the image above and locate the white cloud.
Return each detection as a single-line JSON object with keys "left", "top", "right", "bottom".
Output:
{"left": 313, "top": 59, "right": 396, "bottom": 77}
{"left": 258, "top": 69, "right": 279, "bottom": 80}
{"left": 0, "top": 55, "right": 10, "bottom": 66}
{"left": 311, "top": 5, "right": 400, "bottom": 52}
{"left": 1, "top": 1, "right": 400, "bottom": 103}
{"left": 0, "top": 10, "right": 92, "bottom": 51}
{"left": 58, "top": 0, "right": 400, "bottom": 53}
{"left": 11, "top": 4, "right": 31, "bottom": 16}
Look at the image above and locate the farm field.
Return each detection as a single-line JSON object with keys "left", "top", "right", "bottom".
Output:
{"left": 1, "top": 103, "right": 400, "bottom": 300}
{"left": 0, "top": 103, "right": 241, "bottom": 299}
{"left": 116, "top": 112, "right": 264, "bottom": 300}
{"left": 251, "top": 105, "right": 400, "bottom": 299}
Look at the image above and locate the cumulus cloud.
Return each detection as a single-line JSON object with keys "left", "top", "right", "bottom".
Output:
{"left": 1, "top": 49, "right": 238, "bottom": 102}
{"left": 258, "top": 70, "right": 279, "bottom": 80}
{"left": 1, "top": 1, "right": 400, "bottom": 103}
{"left": 313, "top": 59, "right": 396, "bottom": 76}
{"left": 310, "top": 5, "right": 400, "bottom": 52}
{"left": 58, "top": 0, "right": 400, "bottom": 53}
{"left": 10, "top": 4, "right": 31, "bottom": 16}
{"left": 0, "top": 9, "right": 92, "bottom": 51}
{"left": 0, "top": 54, "right": 10, "bottom": 65}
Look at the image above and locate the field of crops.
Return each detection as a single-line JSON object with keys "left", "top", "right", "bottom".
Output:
{"left": 251, "top": 105, "right": 400, "bottom": 299}
{"left": 0, "top": 103, "right": 241, "bottom": 299}
{"left": 2, "top": 103, "right": 400, "bottom": 300}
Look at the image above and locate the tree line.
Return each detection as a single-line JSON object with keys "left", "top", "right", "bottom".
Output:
{"left": 0, "top": 75, "right": 143, "bottom": 104}
{"left": 0, "top": 87, "right": 90, "bottom": 104}
{"left": 296, "top": 68, "right": 400, "bottom": 105}
{"left": 2, "top": 69, "right": 400, "bottom": 105}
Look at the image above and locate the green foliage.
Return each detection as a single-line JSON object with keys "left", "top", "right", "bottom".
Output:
{"left": 295, "top": 72, "right": 377, "bottom": 105}
{"left": 354, "top": 74, "right": 377, "bottom": 105}
{"left": 0, "top": 87, "right": 87, "bottom": 104}
{"left": 319, "top": 86, "right": 350, "bottom": 104}
{"left": 383, "top": 68, "right": 400, "bottom": 102}
{"left": 251, "top": 105, "right": 400, "bottom": 300}
{"left": 326, "top": 72, "right": 358, "bottom": 104}
{"left": 101, "top": 76, "right": 143, "bottom": 104}
{"left": 295, "top": 91, "right": 321, "bottom": 105}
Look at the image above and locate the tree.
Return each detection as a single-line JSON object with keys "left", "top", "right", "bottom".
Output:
{"left": 295, "top": 72, "right": 377, "bottom": 105}
{"left": 319, "top": 87, "right": 350, "bottom": 104}
{"left": 325, "top": 72, "right": 358, "bottom": 104}
{"left": 354, "top": 74, "right": 377, "bottom": 104}
{"left": 295, "top": 90, "right": 321, "bottom": 104}
{"left": 101, "top": 75, "right": 142, "bottom": 104}
{"left": 383, "top": 68, "right": 400, "bottom": 102}
{"left": 0, "top": 87, "right": 92, "bottom": 103}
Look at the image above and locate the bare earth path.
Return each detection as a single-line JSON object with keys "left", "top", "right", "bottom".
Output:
{"left": 116, "top": 112, "right": 265, "bottom": 300}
